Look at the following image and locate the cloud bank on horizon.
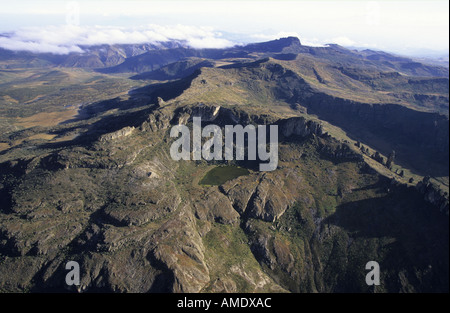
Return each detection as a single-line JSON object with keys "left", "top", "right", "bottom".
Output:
{"left": 0, "top": 25, "right": 236, "bottom": 54}
{"left": 0, "top": 0, "right": 448, "bottom": 56}
{"left": 0, "top": 25, "right": 387, "bottom": 55}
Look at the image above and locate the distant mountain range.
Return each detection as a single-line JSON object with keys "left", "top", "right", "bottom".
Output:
{"left": 0, "top": 41, "right": 183, "bottom": 69}
{"left": 1, "top": 36, "right": 448, "bottom": 78}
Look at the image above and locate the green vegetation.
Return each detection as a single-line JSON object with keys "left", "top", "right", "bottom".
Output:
{"left": 199, "top": 165, "right": 250, "bottom": 186}
{"left": 0, "top": 38, "right": 448, "bottom": 293}
{"left": 0, "top": 68, "right": 146, "bottom": 137}
{"left": 202, "top": 222, "right": 266, "bottom": 292}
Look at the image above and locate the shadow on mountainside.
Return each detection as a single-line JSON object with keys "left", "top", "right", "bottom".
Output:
{"left": 323, "top": 184, "right": 449, "bottom": 292}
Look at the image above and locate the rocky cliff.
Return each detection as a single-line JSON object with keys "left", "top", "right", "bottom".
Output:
{"left": 301, "top": 93, "right": 449, "bottom": 177}
{"left": 1, "top": 103, "right": 447, "bottom": 293}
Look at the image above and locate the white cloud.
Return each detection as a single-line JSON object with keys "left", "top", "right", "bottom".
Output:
{"left": 250, "top": 31, "right": 301, "bottom": 41}
{"left": 325, "top": 36, "right": 379, "bottom": 50}
{"left": 0, "top": 24, "right": 235, "bottom": 54}
{"left": 297, "top": 38, "right": 327, "bottom": 48}
{"left": 0, "top": 1, "right": 448, "bottom": 55}
{"left": 0, "top": 36, "right": 84, "bottom": 54}
{"left": 331, "top": 36, "right": 356, "bottom": 47}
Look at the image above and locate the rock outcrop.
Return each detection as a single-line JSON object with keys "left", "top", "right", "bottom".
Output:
{"left": 416, "top": 177, "right": 449, "bottom": 215}
{"left": 278, "top": 117, "right": 323, "bottom": 138}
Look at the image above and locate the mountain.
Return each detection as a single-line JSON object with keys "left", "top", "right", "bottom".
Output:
{"left": 130, "top": 58, "right": 216, "bottom": 81}
{"left": 240, "top": 36, "right": 302, "bottom": 52}
{"left": 97, "top": 39, "right": 450, "bottom": 77}
{"left": 0, "top": 42, "right": 184, "bottom": 69}
{"left": 148, "top": 57, "right": 448, "bottom": 175}
{"left": 97, "top": 47, "right": 214, "bottom": 74}
{"left": 0, "top": 37, "right": 448, "bottom": 293}
{"left": 358, "top": 49, "right": 449, "bottom": 76}
{"left": 1, "top": 36, "right": 447, "bottom": 77}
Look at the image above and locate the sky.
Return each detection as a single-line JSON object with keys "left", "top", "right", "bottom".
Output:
{"left": 0, "top": 0, "right": 448, "bottom": 56}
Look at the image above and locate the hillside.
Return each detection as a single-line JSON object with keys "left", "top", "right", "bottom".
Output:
{"left": 0, "top": 37, "right": 448, "bottom": 293}
{"left": 130, "top": 58, "right": 216, "bottom": 81}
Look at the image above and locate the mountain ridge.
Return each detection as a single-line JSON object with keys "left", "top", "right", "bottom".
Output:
{"left": 1, "top": 36, "right": 448, "bottom": 77}
{"left": 0, "top": 36, "right": 448, "bottom": 293}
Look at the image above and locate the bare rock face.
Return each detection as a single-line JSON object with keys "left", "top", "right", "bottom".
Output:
{"left": 279, "top": 117, "right": 323, "bottom": 138}
{"left": 250, "top": 233, "right": 276, "bottom": 269}
{"left": 0, "top": 218, "right": 84, "bottom": 257}
{"left": 147, "top": 204, "right": 210, "bottom": 292}
{"left": 99, "top": 126, "right": 135, "bottom": 142}
{"left": 102, "top": 178, "right": 180, "bottom": 227}
{"left": 220, "top": 178, "right": 260, "bottom": 215}
{"left": 102, "top": 159, "right": 181, "bottom": 227}
{"left": 192, "top": 189, "right": 240, "bottom": 225}
{"left": 142, "top": 103, "right": 222, "bottom": 132}
{"left": 372, "top": 151, "right": 384, "bottom": 164}
{"left": 272, "top": 238, "right": 296, "bottom": 274}
{"left": 142, "top": 111, "right": 172, "bottom": 131}
{"left": 245, "top": 176, "right": 294, "bottom": 222}
{"left": 157, "top": 97, "right": 165, "bottom": 106}
{"left": 416, "top": 177, "right": 449, "bottom": 215}
{"left": 174, "top": 104, "right": 222, "bottom": 124}
{"left": 221, "top": 171, "right": 299, "bottom": 222}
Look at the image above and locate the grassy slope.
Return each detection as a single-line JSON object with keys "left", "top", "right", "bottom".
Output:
{"left": 0, "top": 67, "right": 147, "bottom": 152}
{"left": 0, "top": 50, "right": 448, "bottom": 292}
{"left": 271, "top": 56, "right": 449, "bottom": 114}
